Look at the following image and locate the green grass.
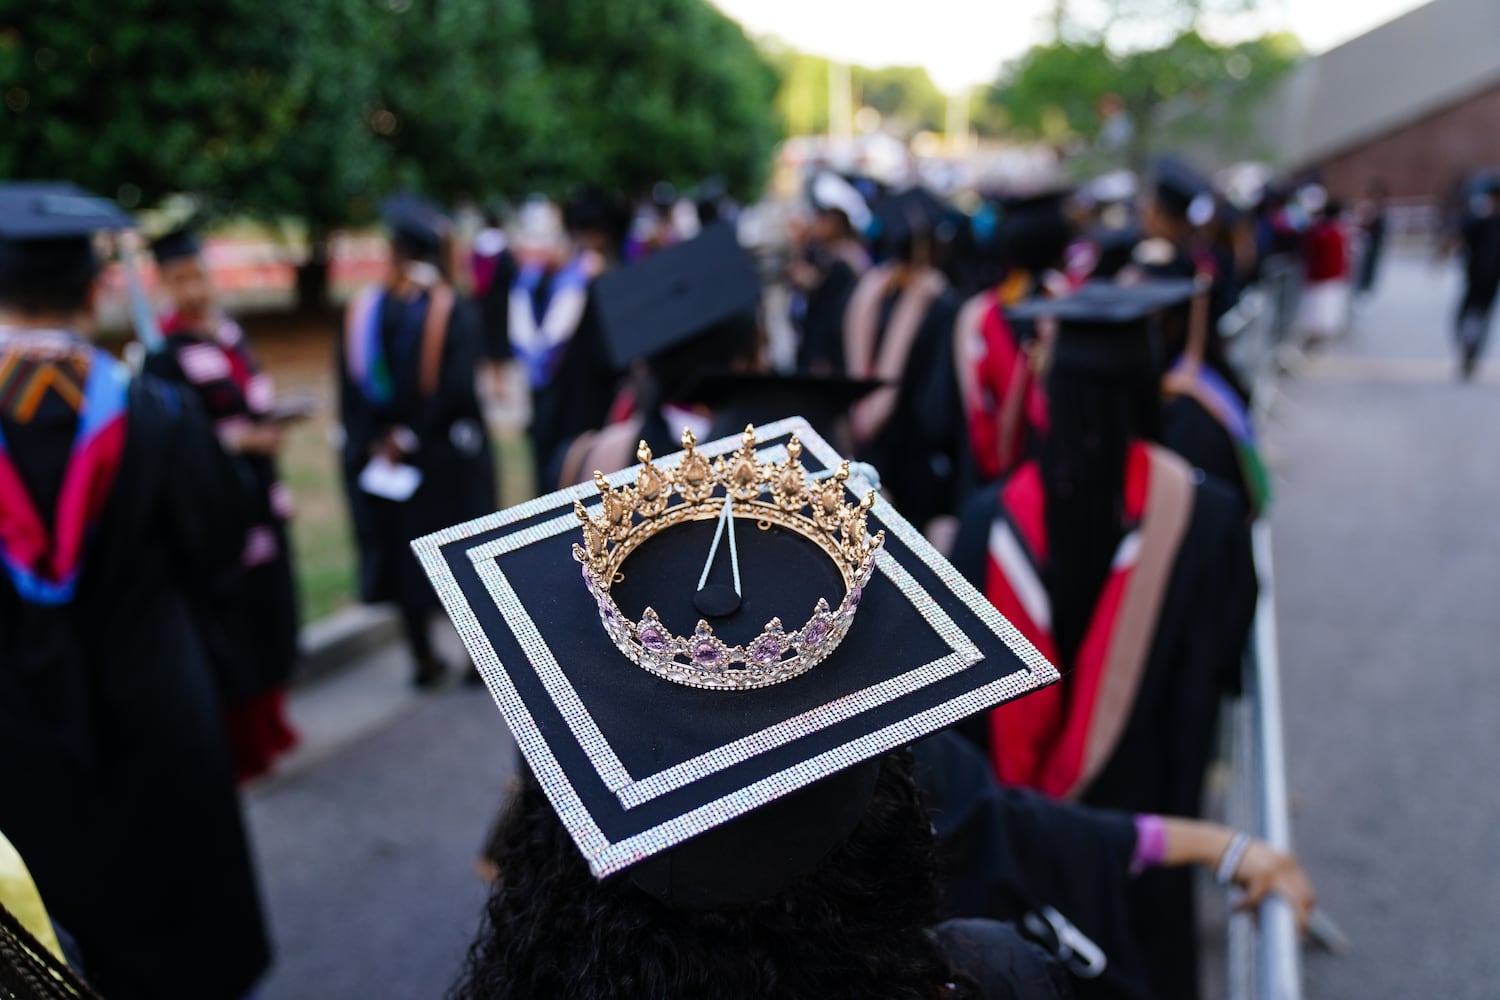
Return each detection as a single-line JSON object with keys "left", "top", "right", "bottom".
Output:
{"left": 280, "top": 418, "right": 534, "bottom": 624}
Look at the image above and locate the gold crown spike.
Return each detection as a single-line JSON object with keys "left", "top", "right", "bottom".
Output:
{"left": 573, "top": 424, "right": 885, "bottom": 691}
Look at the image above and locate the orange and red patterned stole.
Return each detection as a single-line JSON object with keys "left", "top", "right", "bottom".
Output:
{"left": 0, "top": 330, "right": 128, "bottom": 604}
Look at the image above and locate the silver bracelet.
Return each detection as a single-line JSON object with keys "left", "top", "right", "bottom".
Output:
{"left": 1215, "top": 832, "right": 1253, "bottom": 887}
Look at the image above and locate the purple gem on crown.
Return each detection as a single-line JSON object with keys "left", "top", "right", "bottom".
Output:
{"left": 691, "top": 639, "right": 725, "bottom": 670}
{"left": 640, "top": 624, "right": 669, "bottom": 654}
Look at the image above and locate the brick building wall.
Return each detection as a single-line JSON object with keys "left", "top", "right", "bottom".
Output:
{"left": 1316, "top": 82, "right": 1500, "bottom": 206}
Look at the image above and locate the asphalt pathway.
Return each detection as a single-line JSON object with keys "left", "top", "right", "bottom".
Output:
{"left": 1268, "top": 251, "right": 1500, "bottom": 1000}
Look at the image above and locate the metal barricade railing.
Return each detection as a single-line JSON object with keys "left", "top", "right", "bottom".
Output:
{"left": 1223, "top": 523, "right": 1303, "bottom": 1000}
{"left": 1217, "top": 265, "right": 1306, "bottom": 1000}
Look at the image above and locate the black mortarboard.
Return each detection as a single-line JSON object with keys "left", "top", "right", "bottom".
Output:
{"left": 380, "top": 192, "right": 449, "bottom": 259}
{"left": 1149, "top": 156, "right": 1213, "bottom": 222}
{"left": 993, "top": 187, "right": 1076, "bottom": 273}
{"left": 0, "top": 182, "right": 132, "bottom": 241}
{"left": 149, "top": 226, "right": 202, "bottom": 265}
{"left": 680, "top": 371, "right": 886, "bottom": 445}
{"left": 0, "top": 183, "right": 132, "bottom": 307}
{"left": 413, "top": 419, "right": 1056, "bottom": 906}
{"left": 870, "top": 187, "right": 950, "bottom": 258}
{"left": 593, "top": 222, "right": 760, "bottom": 369}
{"left": 1008, "top": 279, "right": 1196, "bottom": 374}
{"left": 564, "top": 185, "right": 628, "bottom": 238}
{"left": 1091, "top": 222, "right": 1142, "bottom": 280}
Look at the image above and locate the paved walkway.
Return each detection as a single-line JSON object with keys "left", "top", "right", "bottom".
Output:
{"left": 1269, "top": 251, "right": 1500, "bottom": 999}
{"left": 243, "top": 250, "right": 1498, "bottom": 998}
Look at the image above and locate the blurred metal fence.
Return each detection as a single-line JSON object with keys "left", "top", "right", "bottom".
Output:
{"left": 1218, "top": 270, "right": 1305, "bottom": 1000}
{"left": 1222, "top": 523, "right": 1304, "bottom": 1000}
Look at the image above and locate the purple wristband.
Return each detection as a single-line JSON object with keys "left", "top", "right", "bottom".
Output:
{"left": 1130, "top": 814, "right": 1168, "bottom": 875}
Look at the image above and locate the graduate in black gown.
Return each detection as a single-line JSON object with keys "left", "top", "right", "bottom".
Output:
{"left": 949, "top": 282, "right": 1258, "bottom": 1000}
{"left": 340, "top": 195, "right": 496, "bottom": 687}
{"left": 144, "top": 227, "right": 301, "bottom": 782}
{"left": 915, "top": 730, "right": 1316, "bottom": 1000}
{"left": 0, "top": 184, "right": 270, "bottom": 999}
{"left": 791, "top": 171, "right": 872, "bottom": 376}
{"left": 841, "top": 188, "right": 965, "bottom": 533}
{"left": 469, "top": 205, "right": 519, "bottom": 367}
{"left": 553, "top": 223, "right": 765, "bottom": 484}
{"left": 514, "top": 186, "right": 626, "bottom": 490}
{"left": 1134, "top": 160, "right": 1268, "bottom": 518}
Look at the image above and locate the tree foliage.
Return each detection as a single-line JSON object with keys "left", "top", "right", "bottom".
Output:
{"left": 0, "top": 0, "right": 310, "bottom": 208}
{"left": 0, "top": 0, "right": 782, "bottom": 222}
{"left": 526, "top": 0, "right": 780, "bottom": 200}
{"left": 769, "top": 46, "right": 947, "bottom": 138}
{"left": 980, "top": 23, "right": 1301, "bottom": 167}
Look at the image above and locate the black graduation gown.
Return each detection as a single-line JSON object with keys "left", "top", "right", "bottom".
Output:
{"left": 144, "top": 336, "right": 300, "bottom": 701}
{"left": 476, "top": 247, "right": 519, "bottom": 363}
{"left": 340, "top": 290, "right": 496, "bottom": 610}
{"left": 0, "top": 373, "right": 270, "bottom": 1000}
{"left": 916, "top": 732, "right": 1151, "bottom": 1000}
{"left": 934, "top": 918, "right": 1075, "bottom": 1000}
{"left": 796, "top": 257, "right": 859, "bottom": 376}
{"left": 1162, "top": 393, "right": 1253, "bottom": 521}
{"left": 858, "top": 287, "right": 965, "bottom": 531}
{"left": 526, "top": 287, "right": 618, "bottom": 489}
{"left": 950, "top": 470, "right": 1257, "bottom": 1000}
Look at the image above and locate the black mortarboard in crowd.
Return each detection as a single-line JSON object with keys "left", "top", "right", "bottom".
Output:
{"left": 593, "top": 222, "right": 760, "bottom": 369}
{"left": 1149, "top": 156, "right": 1214, "bottom": 223}
{"left": 994, "top": 187, "right": 1076, "bottom": 274}
{"left": 149, "top": 226, "right": 203, "bottom": 266}
{"left": 564, "top": 185, "right": 629, "bottom": 240}
{"left": 0, "top": 182, "right": 132, "bottom": 308}
{"left": 380, "top": 192, "right": 449, "bottom": 261}
{"left": 870, "top": 187, "right": 950, "bottom": 260}
{"left": 413, "top": 419, "right": 1056, "bottom": 909}
{"left": 1008, "top": 279, "right": 1196, "bottom": 375}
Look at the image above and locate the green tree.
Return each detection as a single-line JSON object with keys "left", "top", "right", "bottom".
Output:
{"left": 526, "top": 0, "right": 781, "bottom": 200}
{"left": 0, "top": 0, "right": 309, "bottom": 207}
{"left": 981, "top": 28, "right": 1301, "bottom": 168}
{"left": 853, "top": 65, "right": 946, "bottom": 135}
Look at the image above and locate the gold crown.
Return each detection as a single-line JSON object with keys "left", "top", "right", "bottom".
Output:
{"left": 572, "top": 425, "right": 885, "bottom": 690}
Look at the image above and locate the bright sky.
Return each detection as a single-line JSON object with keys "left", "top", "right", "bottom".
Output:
{"left": 711, "top": 0, "right": 1434, "bottom": 92}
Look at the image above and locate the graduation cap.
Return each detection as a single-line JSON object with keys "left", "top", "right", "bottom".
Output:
{"left": 870, "top": 187, "right": 951, "bottom": 259}
{"left": 413, "top": 418, "right": 1056, "bottom": 907}
{"left": 380, "top": 192, "right": 449, "bottom": 259}
{"left": 678, "top": 371, "right": 886, "bottom": 445}
{"left": 149, "top": 226, "right": 203, "bottom": 266}
{"left": 1149, "top": 156, "right": 1215, "bottom": 225}
{"left": 1008, "top": 279, "right": 1196, "bottom": 374}
{"left": 0, "top": 182, "right": 132, "bottom": 306}
{"left": 0, "top": 182, "right": 132, "bottom": 241}
{"left": 593, "top": 222, "right": 760, "bottom": 370}
{"left": 807, "top": 171, "right": 872, "bottom": 234}
{"left": 992, "top": 187, "right": 1076, "bottom": 273}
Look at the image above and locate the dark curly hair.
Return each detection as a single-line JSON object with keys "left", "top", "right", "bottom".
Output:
{"left": 452, "top": 750, "right": 980, "bottom": 1000}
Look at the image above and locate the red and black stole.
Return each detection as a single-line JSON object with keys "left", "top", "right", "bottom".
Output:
{"left": 983, "top": 442, "right": 1195, "bottom": 798}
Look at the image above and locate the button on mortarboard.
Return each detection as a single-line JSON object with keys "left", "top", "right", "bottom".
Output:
{"left": 411, "top": 418, "right": 1058, "bottom": 899}
{"left": 592, "top": 222, "right": 760, "bottom": 369}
